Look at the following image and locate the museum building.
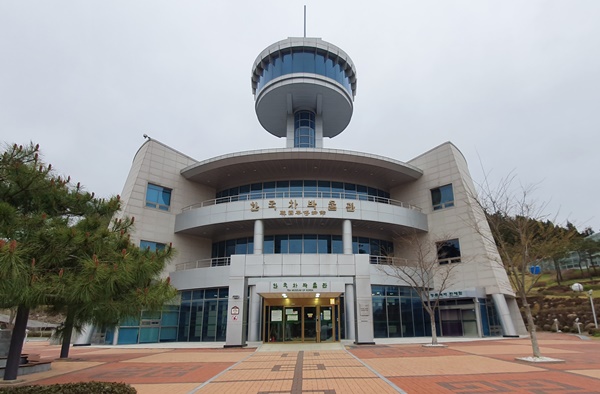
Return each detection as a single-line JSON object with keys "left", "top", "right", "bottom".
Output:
{"left": 105, "top": 37, "right": 526, "bottom": 346}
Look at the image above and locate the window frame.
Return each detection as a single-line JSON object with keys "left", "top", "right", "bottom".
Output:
{"left": 140, "top": 240, "right": 166, "bottom": 252}
{"left": 436, "top": 238, "right": 461, "bottom": 264}
{"left": 431, "top": 184, "right": 454, "bottom": 211}
{"left": 146, "top": 183, "right": 172, "bottom": 211}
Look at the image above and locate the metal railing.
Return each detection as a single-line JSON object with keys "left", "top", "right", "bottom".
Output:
{"left": 369, "top": 255, "right": 409, "bottom": 266}
{"left": 175, "top": 257, "right": 231, "bottom": 271}
{"left": 182, "top": 191, "right": 421, "bottom": 212}
{"left": 175, "top": 255, "right": 413, "bottom": 271}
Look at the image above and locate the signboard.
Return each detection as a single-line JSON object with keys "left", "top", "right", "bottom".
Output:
{"left": 249, "top": 199, "right": 357, "bottom": 216}
{"left": 271, "top": 310, "right": 283, "bottom": 322}
{"left": 271, "top": 281, "right": 330, "bottom": 293}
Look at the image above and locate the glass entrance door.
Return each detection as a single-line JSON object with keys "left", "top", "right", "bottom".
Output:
{"left": 284, "top": 307, "right": 302, "bottom": 341}
{"left": 303, "top": 306, "right": 317, "bottom": 342}
{"left": 319, "top": 306, "right": 334, "bottom": 342}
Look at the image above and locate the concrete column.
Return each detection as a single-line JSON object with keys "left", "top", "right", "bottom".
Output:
{"left": 112, "top": 326, "right": 119, "bottom": 345}
{"left": 343, "top": 220, "right": 352, "bottom": 254}
{"left": 254, "top": 220, "right": 264, "bottom": 254}
{"left": 492, "top": 293, "right": 518, "bottom": 337}
{"left": 248, "top": 285, "right": 261, "bottom": 342}
{"left": 315, "top": 113, "right": 324, "bottom": 148}
{"left": 345, "top": 284, "right": 356, "bottom": 340}
{"left": 474, "top": 298, "right": 483, "bottom": 338}
{"left": 286, "top": 113, "right": 294, "bottom": 148}
{"left": 73, "top": 324, "right": 94, "bottom": 345}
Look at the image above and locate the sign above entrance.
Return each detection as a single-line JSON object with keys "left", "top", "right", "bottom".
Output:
{"left": 271, "top": 281, "right": 330, "bottom": 293}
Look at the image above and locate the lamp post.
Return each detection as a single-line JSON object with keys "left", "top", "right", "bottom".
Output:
{"left": 589, "top": 290, "right": 598, "bottom": 329}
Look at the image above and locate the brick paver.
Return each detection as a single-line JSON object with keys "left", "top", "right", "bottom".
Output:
{"left": 1, "top": 332, "right": 599, "bottom": 393}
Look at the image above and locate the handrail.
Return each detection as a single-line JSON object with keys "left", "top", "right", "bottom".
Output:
{"left": 182, "top": 192, "right": 421, "bottom": 212}
{"left": 175, "top": 255, "right": 411, "bottom": 271}
{"left": 175, "top": 257, "right": 231, "bottom": 271}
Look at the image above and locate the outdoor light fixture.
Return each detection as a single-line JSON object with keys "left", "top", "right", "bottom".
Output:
{"left": 315, "top": 293, "right": 320, "bottom": 298}
{"left": 282, "top": 293, "right": 287, "bottom": 298}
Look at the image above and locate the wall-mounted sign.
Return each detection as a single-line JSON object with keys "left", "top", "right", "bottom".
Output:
{"left": 271, "top": 281, "right": 330, "bottom": 293}
{"left": 249, "top": 199, "right": 357, "bottom": 216}
{"left": 271, "top": 309, "right": 283, "bottom": 322}
{"left": 231, "top": 306, "right": 239, "bottom": 316}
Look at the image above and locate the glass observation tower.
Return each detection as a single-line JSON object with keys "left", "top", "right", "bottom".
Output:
{"left": 251, "top": 37, "right": 357, "bottom": 148}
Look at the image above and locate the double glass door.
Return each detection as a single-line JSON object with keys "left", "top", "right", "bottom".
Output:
{"left": 265, "top": 304, "right": 337, "bottom": 343}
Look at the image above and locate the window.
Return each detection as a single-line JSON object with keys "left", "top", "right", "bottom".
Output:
{"left": 431, "top": 184, "right": 454, "bottom": 210}
{"left": 140, "top": 240, "right": 166, "bottom": 252}
{"left": 437, "top": 239, "right": 461, "bottom": 264}
{"left": 146, "top": 183, "right": 172, "bottom": 211}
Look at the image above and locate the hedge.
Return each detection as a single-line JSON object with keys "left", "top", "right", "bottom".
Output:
{"left": 0, "top": 381, "right": 136, "bottom": 394}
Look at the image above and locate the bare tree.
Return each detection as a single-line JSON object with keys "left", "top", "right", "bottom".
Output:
{"left": 475, "top": 173, "right": 577, "bottom": 358}
{"left": 379, "top": 231, "right": 459, "bottom": 346}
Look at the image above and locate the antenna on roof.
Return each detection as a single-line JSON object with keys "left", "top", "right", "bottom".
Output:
{"left": 304, "top": 5, "right": 306, "bottom": 37}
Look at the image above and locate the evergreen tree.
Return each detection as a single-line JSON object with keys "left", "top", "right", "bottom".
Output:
{"left": 0, "top": 143, "right": 176, "bottom": 378}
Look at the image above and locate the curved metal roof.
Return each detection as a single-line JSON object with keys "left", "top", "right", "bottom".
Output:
{"left": 180, "top": 148, "right": 422, "bottom": 191}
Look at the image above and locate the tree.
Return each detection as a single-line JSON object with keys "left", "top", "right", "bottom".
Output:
{"left": 47, "top": 206, "right": 177, "bottom": 359}
{"left": 0, "top": 143, "right": 96, "bottom": 380}
{"left": 476, "top": 175, "right": 577, "bottom": 358}
{"left": 378, "top": 231, "right": 459, "bottom": 345}
{"left": 0, "top": 143, "right": 176, "bottom": 378}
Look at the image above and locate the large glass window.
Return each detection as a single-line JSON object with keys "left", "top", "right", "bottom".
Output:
{"left": 146, "top": 183, "right": 172, "bottom": 211}
{"left": 371, "top": 285, "right": 426, "bottom": 339}
{"left": 215, "top": 180, "right": 389, "bottom": 202}
{"left": 437, "top": 239, "right": 461, "bottom": 264}
{"left": 140, "top": 240, "right": 166, "bottom": 252}
{"left": 431, "top": 184, "right": 454, "bottom": 211}
{"left": 256, "top": 48, "right": 353, "bottom": 96}
{"left": 211, "top": 235, "right": 392, "bottom": 260}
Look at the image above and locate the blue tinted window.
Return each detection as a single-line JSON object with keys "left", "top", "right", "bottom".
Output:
{"left": 146, "top": 183, "right": 171, "bottom": 210}
{"left": 437, "top": 239, "right": 461, "bottom": 264}
{"left": 256, "top": 49, "right": 352, "bottom": 96}
{"left": 303, "top": 235, "right": 317, "bottom": 253}
{"left": 216, "top": 181, "right": 388, "bottom": 202}
{"left": 332, "top": 235, "right": 343, "bottom": 254}
{"left": 317, "top": 235, "right": 330, "bottom": 253}
{"left": 431, "top": 184, "right": 454, "bottom": 210}
{"left": 289, "top": 235, "right": 303, "bottom": 253}
{"left": 140, "top": 240, "right": 166, "bottom": 252}
{"left": 264, "top": 236, "right": 274, "bottom": 254}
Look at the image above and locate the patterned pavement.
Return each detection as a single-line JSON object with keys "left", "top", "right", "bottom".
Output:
{"left": 1, "top": 332, "right": 599, "bottom": 393}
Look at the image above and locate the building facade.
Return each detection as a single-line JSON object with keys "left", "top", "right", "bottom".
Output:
{"left": 108, "top": 37, "right": 526, "bottom": 346}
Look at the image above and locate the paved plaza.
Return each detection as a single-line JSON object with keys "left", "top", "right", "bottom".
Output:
{"left": 2, "top": 332, "right": 600, "bottom": 393}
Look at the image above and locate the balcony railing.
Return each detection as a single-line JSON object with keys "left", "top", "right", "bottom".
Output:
{"left": 175, "top": 255, "right": 411, "bottom": 271}
{"left": 182, "top": 191, "right": 421, "bottom": 212}
{"left": 175, "top": 257, "right": 231, "bottom": 271}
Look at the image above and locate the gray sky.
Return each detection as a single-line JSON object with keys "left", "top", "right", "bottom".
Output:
{"left": 1, "top": 1, "right": 598, "bottom": 232}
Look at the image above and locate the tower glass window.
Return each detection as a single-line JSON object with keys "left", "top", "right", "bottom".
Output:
{"left": 294, "top": 111, "right": 316, "bottom": 148}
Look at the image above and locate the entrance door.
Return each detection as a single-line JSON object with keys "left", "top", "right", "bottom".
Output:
{"left": 303, "top": 306, "right": 317, "bottom": 342}
{"left": 284, "top": 307, "right": 302, "bottom": 341}
{"left": 319, "top": 306, "right": 334, "bottom": 342}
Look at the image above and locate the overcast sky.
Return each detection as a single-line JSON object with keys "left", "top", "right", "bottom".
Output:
{"left": 1, "top": 1, "right": 598, "bottom": 232}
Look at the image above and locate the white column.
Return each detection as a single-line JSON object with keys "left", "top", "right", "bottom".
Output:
{"left": 492, "top": 293, "right": 518, "bottom": 336}
{"left": 345, "top": 284, "right": 356, "bottom": 340}
{"left": 474, "top": 298, "right": 483, "bottom": 338}
{"left": 343, "top": 220, "right": 352, "bottom": 254}
{"left": 248, "top": 285, "right": 261, "bottom": 342}
{"left": 254, "top": 220, "right": 263, "bottom": 254}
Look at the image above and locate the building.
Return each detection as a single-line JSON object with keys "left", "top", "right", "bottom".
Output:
{"left": 107, "top": 37, "right": 526, "bottom": 346}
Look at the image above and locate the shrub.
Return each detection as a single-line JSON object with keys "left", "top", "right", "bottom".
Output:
{"left": 0, "top": 382, "right": 136, "bottom": 394}
{"left": 588, "top": 328, "right": 600, "bottom": 337}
